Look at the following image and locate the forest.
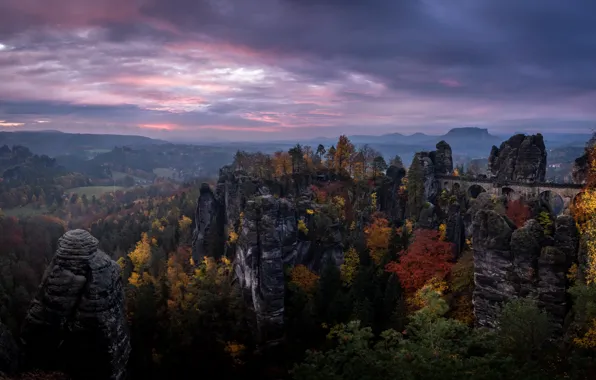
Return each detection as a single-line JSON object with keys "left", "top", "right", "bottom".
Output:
{"left": 1, "top": 134, "right": 595, "bottom": 380}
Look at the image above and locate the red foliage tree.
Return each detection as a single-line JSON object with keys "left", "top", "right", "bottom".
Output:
{"left": 506, "top": 199, "right": 531, "bottom": 227}
{"left": 385, "top": 229, "right": 454, "bottom": 293}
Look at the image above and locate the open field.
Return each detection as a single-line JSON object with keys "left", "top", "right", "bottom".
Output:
{"left": 67, "top": 186, "right": 127, "bottom": 197}
{"left": 2, "top": 204, "right": 47, "bottom": 217}
{"left": 153, "top": 167, "right": 177, "bottom": 179}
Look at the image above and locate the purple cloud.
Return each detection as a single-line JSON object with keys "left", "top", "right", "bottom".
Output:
{"left": 0, "top": 0, "right": 595, "bottom": 140}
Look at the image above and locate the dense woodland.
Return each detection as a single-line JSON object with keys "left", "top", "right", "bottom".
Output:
{"left": 1, "top": 134, "right": 596, "bottom": 380}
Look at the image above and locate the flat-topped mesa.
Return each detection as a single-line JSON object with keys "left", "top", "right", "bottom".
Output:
{"left": 488, "top": 133, "right": 547, "bottom": 183}
{"left": 21, "top": 229, "right": 130, "bottom": 380}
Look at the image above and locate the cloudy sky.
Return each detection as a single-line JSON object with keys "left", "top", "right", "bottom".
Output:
{"left": 0, "top": 0, "right": 595, "bottom": 141}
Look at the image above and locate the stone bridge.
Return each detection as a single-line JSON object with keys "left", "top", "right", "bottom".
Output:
{"left": 437, "top": 175, "right": 584, "bottom": 215}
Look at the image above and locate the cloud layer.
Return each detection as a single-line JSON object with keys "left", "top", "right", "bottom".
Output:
{"left": 1, "top": 0, "right": 595, "bottom": 140}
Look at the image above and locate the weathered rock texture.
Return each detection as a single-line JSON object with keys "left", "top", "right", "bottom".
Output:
{"left": 572, "top": 152, "right": 588, "bottom": 185}
{"left": 472, "top": 212, "right": 578, "bottom": 330}
{"left": 445, "top": 203, "right": 466, "bottom": 259}
{"left": 193, "top": 166, "right": 346, "bottom": 345}
{"left": 20, "top": 229, "right": 130, "bottom": 380}
{"left": 192, "top": 183, "right": 221, "bottom": 261}
{"left": 0, "top": 321, "right": 18, "bottom": 375}
{"left": 488, "top": 134, "right": 547, "bottom": 183}
{"left": 432, "top": 140, "right": 454, "bottom": 176}
{"left": 413, "top": 141, "right": 454, "bottom": 207}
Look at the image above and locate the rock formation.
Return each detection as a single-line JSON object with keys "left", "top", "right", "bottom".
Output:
{"left": 572, "top": 152, "right": 588, "bottom": 185}
{"left": 445, "top": 203, "right": 466, "bottom": 259}
{"left": 235, "top": 196, "right": 291, "bottom": 345}
{"left": 472, "top": 212, "right": 578, "bottom": 330}
{"left": 192, "top": 183, "right": 221, "bottom": 261}
{"left": 411, "top": 141, "right": 454, "bottom": 208}
{"left": 0, "top": 320, "right": 18, "bottom": 376}
{"left": 488, "top": 134, "right": 547, "bottom": 183}
{"left": 432, "top": 140, "right": 454, "bottom": 176}
{"left": 193, "top": 166, "right": 346, "bottom": 345}
{"left": 20, "top": 229, "right": 130, "bottom": 380}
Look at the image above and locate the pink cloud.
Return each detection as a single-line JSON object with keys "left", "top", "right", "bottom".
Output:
{"left": 439, "top": 78, "right": 462, "bottom": 88}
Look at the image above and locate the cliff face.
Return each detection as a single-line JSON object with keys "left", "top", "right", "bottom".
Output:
{"left": 488, "top": 134, "right": 547, "bottom": 183}
{"left": 192, "top": 183, "right": 221, "bottom": 261}
{"left": 20, "top": 229, "right": 130, "bottom": 380}
{"left": 193, "top": 167, "right": 345, "bottom": 345}
{"left": 472, "top": 212, "right": 578, "bottom": 330}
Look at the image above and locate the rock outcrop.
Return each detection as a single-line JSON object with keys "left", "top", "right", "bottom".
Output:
{"left": 572, "top": 152, "right": 588, "bottom": 185}
{"left": 194, "top": 166, "right": 346, "bottom": 345}
{"left": 412, "top": 141, "right": 454, "bottom": 207}
{"left": 432, "top": 140, "right": 454, "bottom": 176}
{"left": 0, "top": 320, "right": 18, "bottom": 376}
{"left": 445, "top": 203, "right": 466, "bottom": 259}
{"left": 20, "top": 229, "right": 130, "bottom": 380}
{"left": 192, "top": 183, "right": 221, "bottom": 261}
{"left": 488, "top": 134, "right": 547, "bottom": 183}
{"left": 235, "top": 196, "right": 291, "bottom": 345}
{"left": 472, "top": 212, "right": 578, "bottom": 330}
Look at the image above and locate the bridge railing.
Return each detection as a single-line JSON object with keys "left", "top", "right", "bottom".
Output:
{"left": 435, "top": 174, "right": 584, "bottom": 189}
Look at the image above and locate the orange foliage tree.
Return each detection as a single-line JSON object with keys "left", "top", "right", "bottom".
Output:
{"left": 289, "top": 265, "right": 320, "bottom": 294}
{"left": 365, "top": 213, "right": 392, "bottom": 265}
{"left": 506, "top": 199, "right": 531, "bottom": 227}
{"left": 385, "top": 229, "right": 454, "bottom": 293}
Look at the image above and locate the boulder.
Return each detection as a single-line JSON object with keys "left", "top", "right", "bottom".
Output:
{"left": 21, "top": 229, "right": 130, "bottom": 380}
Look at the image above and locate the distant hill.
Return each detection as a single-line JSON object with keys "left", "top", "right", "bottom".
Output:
{"left": 0, "top": 131, "right": 169, "bottom": 157}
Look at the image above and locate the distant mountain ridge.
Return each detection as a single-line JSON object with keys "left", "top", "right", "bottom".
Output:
{"left": 0, "top": 131, "right": 169, "bottom": 157}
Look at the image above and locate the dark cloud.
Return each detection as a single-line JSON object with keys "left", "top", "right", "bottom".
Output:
{"left": 0, "top": 0, "right": 595, "bottom": 138}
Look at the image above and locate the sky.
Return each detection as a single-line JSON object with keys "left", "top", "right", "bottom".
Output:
{"left": 0, "top": 0, "right": 595, "bottom": 141}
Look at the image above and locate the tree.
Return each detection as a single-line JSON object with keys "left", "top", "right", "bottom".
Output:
{"left": 371, "top": 156, "right": 388, "bottom": 180}
{"left": 497, "top": 298, "right": 551, "bottom": 363}
{"left": 364, "top": 214, "right": 392, "bottom": 265}
{"left": 334, "top": 135, "right": 354, "bottom": 173}
{"left": 390, "top": 155, "right": 404, "bottom": 169}
{"left": 316, "top": 144, "right": 326, "bottom": 161}
{"left": 289, "top": 144, "right": 305, "bottom": 173}
{"left": 273, "top": 151, "right": 292, "bottom": 177}
{"left": 506, "top": 199, "right": 531, "bottom": 227}
{"left": 385, "top": 229, "right": 453, "bottom": 293}
{"left": 325, "top": 145, "right": 336, "bottom": 169}
{"left": 340, "top": 247, "right": 360, "bottom": 286}
{"left": 290, "top": 265, "right": 320, "bottom": 295}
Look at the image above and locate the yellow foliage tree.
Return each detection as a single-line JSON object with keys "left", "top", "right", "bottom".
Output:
{"left": 439, "top": 223, "right": 447, "bottom": 241}
{"left": 408, "top": 277, "right": 449, "bottom": 310}
{"left": 272, "top": 151, "right": 292, "bottom": 177}
{"left": 334, "top": 135, "right": 355, "bottom": 172}
{"left": 340, "top": 246, "right": 360, "bottom": 286}
{"left": 364, "top": 214, "right": 392, "bottom": 265}
{"left": 289, "top": 265, "right": 320, "bottom": 294}
{"left": 297, "top": 219, "right": 309, "bottom": 235}
{"left": 129, "top": 232, "right": 151, "bottom": 274}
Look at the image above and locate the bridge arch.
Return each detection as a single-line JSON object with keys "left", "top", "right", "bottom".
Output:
{"left": 539, "top": 190, "right": 565, "bottom": 216}
{"left": 468, "top": 184, "right": 487, "bottom": 199}
{"left": 501, "top": 187, "right": 518, "bottom": 200}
